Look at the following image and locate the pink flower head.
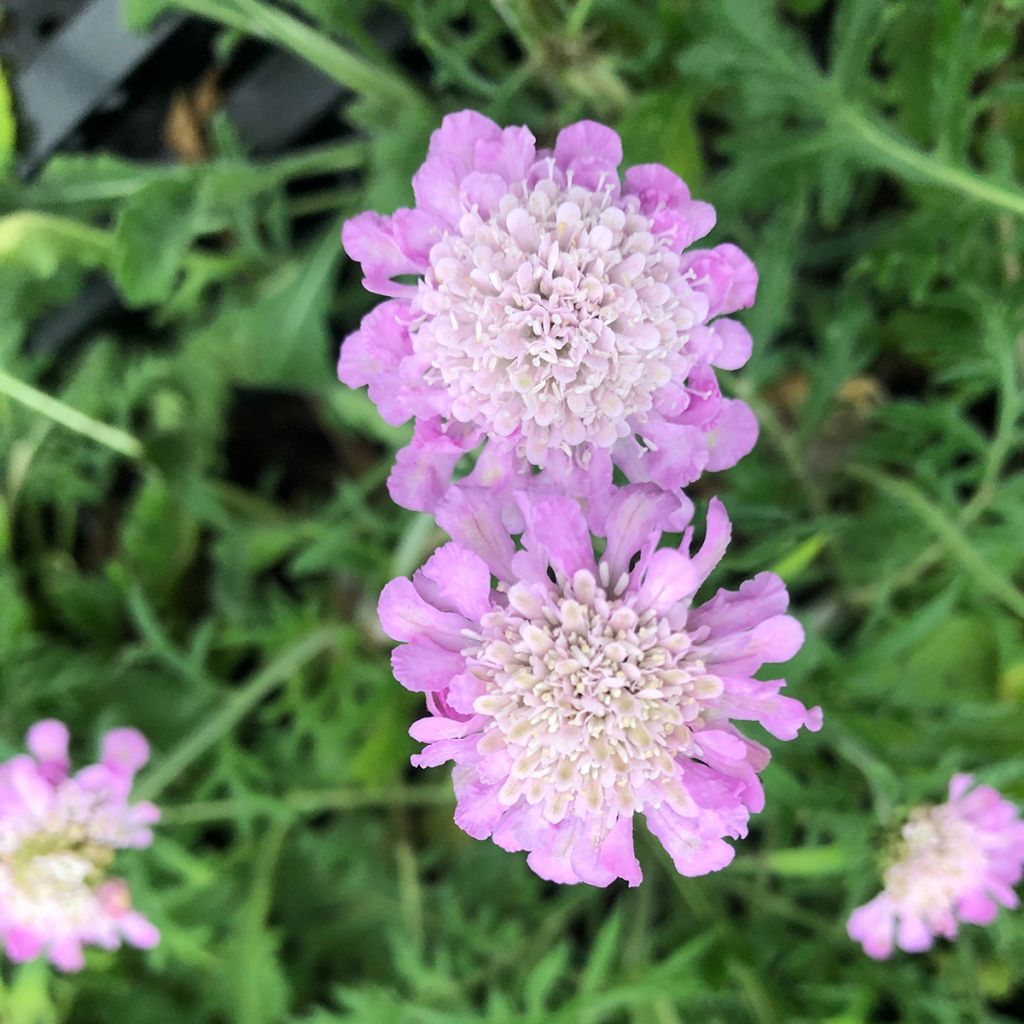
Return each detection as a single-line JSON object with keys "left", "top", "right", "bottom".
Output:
{"left": 0, "top": 721, "right": 161, "bottom": 971}
{"left": 848, "top": 775, "right": 1024, "bottom": 959}
{"left": 339, "top": 111, "right": 759, "bottom": 512}
{"left": 378, "top": 486, "right": 821, "bottom": 886}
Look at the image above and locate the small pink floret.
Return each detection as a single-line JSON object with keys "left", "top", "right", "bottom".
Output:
{"left": 847, "top": 775, "right": 1024, "bottom": 958}
{"left": 0, "top": 721, "right": 160, "bottom": 971}
{"left": 379, "top": 487, "right": 820, "bottom": 886}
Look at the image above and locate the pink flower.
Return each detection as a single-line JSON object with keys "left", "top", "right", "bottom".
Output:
{"left": 0, "top": 720, "right": 160, "bottom": 971}
{"left": 339, "top": 111, "right": 759, "bottom": 512}
{"left": 378, "top": 486, "right": 821, "bottom": 885}
{"left": 848, "top": 775, "right": 1024, "bottom": 959}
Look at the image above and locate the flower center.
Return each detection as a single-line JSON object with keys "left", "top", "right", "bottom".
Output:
{"left": 884, "top": 807, "right": 987, "bottom": 916}
{"left": 467, "top": 566, "right": 722, "bottom": 827}
{"left": 414, "top": 178, "right": 700, "bottom": 465}
{"left": 0, "top": 793, "right": 122, "bottom": 929}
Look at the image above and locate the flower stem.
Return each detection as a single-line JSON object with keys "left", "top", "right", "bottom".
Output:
{"left": 734, "top": 843, "right": 853, "bottom": 877}
{"left": 171, "top": 0, "right": 420, "bottom": 109}
{"left": 0, "top": 369, "right": 144, "bottom": 460}
{"left": 160, "top": 784, "right": 453, "bottom": 825}
{"left": 835, "top": 105, "right": 1024, "bottom": 220}
{"left": 136, "top": 627, "right": 337, "bottom": 802}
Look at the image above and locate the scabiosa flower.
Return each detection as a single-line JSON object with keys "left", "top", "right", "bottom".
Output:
{"left": 378, "top": 485, "right": 821, "bottom": 885}
{"left": 0, "top": 720, "right": 160, "bottom": 971}
{"left": 339, "top": 110, "right": 759, "bottom": 512}
{"left": 848, "top": 775, "right": 1024, "bottom": 959}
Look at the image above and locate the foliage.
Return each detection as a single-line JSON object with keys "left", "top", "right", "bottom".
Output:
{"left": 1, "top": 0, "right": 1023, "bottom": 1020}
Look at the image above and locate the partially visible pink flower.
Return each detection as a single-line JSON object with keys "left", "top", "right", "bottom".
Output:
{"left": 0, "top": 721, "right": 160, "bottom": 971}
{"left": 378, "top": 486, "right": 821, "bottom": 886}
{"left": 339, "top": 111, "right": 759, "bottom": 512}
{"left": 848, "top": 775, "right": 1024, "bottom": 959}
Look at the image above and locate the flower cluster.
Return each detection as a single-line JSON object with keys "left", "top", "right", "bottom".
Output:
{"left": 848, "top": 775, "right": 1024, "bottom": 959}
{"left": 340, "top": 111, "right": 758, "bottom": 513}
{"left": 380, "top": 486, "right": 821, "bottom": 884}
{"left": 337, "top": 110, "right": 820, "bottom": 889}
{"left": 0, "top": 720, "right": 159, "bottom": 971}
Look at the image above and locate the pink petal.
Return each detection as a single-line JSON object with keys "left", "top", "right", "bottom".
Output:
{"left": 120, "top": 912, "right": 160, "bottom": 950}
{"left": 26, "top": 719, "right": 70, "bottom": 783}
{"left": 896, "top": 913, "right": 935, "bottom": 953}
{"left": 705, "top": 398, "right": 758, "bottom": 472}
{"left": 377, "top": 577, "right": 470, "bottom": 651}
{"left": 689, "top": 497, "right": 732, "bottom": 587}
{"left": 391, "top": 208, "right": 446, "bottom": 264}
{"left": 435, "top": 484, "right": 517, "bottom": 579}
{"left": 645, "top": 803, "right": 737, "bottom": 877}
{"left": 452, "top": 766, "right": 504, "bottom": 840}
{"left": 459, "top": 171, "right": 509, "bottom": 218}
{"left": 4, "top": 927, "right": 45, "bottom": 963}
{"left": 847, "top": 896, "right": 895, "bottom": 960}
{"left": 709, "top": 319, "right": 753, "bottom": 371}
{"left": 597, "top": 485, "right": 686, "bottom": 580}
{"left": 416, "top": 542, "right": 492, "bottom": 620}
{"left": 554, "top": 120, "right": 623, "bottom": 190}
{"left": 341, "top": 211, "right": 423, "bottom": 296}
{"left": 681, "top": 243, "right": 758, "bottom": 319}
{"left": 409, "top": 715, "right": 480, "bottom": 742}
{"left": 636, "top": 548, "right": 699, "bottom": 613}
{"left": 391, "top": 642, "right": 466, "bottom": 692}
{"left": 49, "top": 937, "right": 86, "bottom": 972}
{"left": 388, "top": 419, "right": 478, "bottom": 513}
{"left": 101, "top": 728, "right": 150, "bottom": 778}
{"left": 514, "top": 492, "right": 595, "bottom": 580}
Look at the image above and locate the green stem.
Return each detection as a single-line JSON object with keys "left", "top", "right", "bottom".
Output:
{"left": 566, "top": 0, "right": 599, "bottom": 37}
{"left": 173, "top": 0, "right": 420, "bottom": 108}
{"left": 836, "top": 105, "right": 1024, "bottom": 219}
{"left": 849, "top": 464, "right": 1024, "bottom": 619}
{"left": 136, "top": 627, "right": 337, "bottom": 801}
{"left": 0, "top": 369, "right": 144, "bottom": 460}
{"left": 732, "top": 842, "right": 853, "bottom": 877}
{"left": 159, "top": 783, "right": 453, "bottom": 825}
{"left": 10, "top": 141, "right": 366, "bottom": 210}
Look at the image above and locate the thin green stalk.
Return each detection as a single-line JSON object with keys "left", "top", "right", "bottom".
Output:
{"left": 173, "top": 0, "right": 420, "bottom": 108}
{"left": 136, "top": 627, "right": 337, "bottom": 801}
{"left": 0, "top": 210, "right": 249, "bottom": 280}
{"left": 159, "top": 784, "right": 453, "bottom": 825}
{"left": 731, "top": 843, "right": 852, "bottom": 877}
{"left": 566, "top": 0, "right": 599, "bottom": 37}
{"left": 836, "top": 105, "right": 1024, "bottom": 219}
{"left": 849, "top": 464, "right": 1024, "bottom": 619}
{"left": 0, "top": 369, "right": 144, "bottom": 460}
{"left": 11, "top": 141, "right": 366, "bottom": 210}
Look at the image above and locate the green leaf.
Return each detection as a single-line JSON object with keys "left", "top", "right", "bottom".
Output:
{"left": 522, "top": 942, "right": 571, "bottom": 1014}
{"left": 111, "top": 178, "right": 199, "bottom": 306}
{"left": 119, "top": 475, "right": 199, "bottom": 604}
{"left": 617, "top": 89, "right": 704, "bottom": 188}
{"left": 204, "top": 222, "right": 340, "bottom": 387}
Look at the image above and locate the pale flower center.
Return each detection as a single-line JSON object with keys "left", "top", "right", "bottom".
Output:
{"left": 414, "top": 178, "right": 699, "bottom": 465}
{"left": 884, "top": 806, "right": 987, "bottom": 917}
{"left": 467, "top": 566, "right": 722, "bottom": 828}
{"left": 0, "top": 798, "right": 119, "bottom": 929}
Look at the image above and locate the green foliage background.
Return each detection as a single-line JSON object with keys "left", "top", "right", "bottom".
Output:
{"left": 1, "top": 0, "right": 1024, "bottom": 1020}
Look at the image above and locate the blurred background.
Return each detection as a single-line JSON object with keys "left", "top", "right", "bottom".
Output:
{"left": 1, "top": 0, "right": 1023, "bottom": 1021}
